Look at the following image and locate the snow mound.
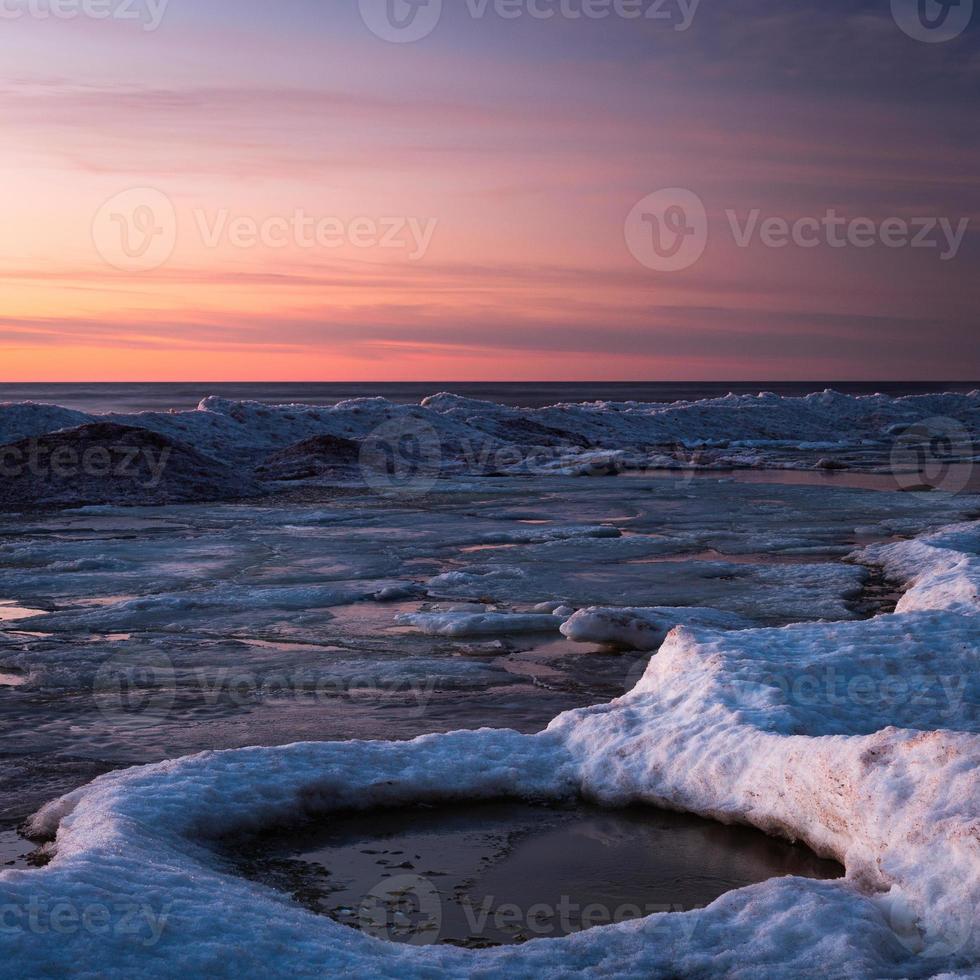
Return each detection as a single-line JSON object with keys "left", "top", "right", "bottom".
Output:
{"left": 0, "top": 401, "right": 93, "bottom": 444}
{"left": 560, "top": 605, "right": 752, "bottom": 649}
{"left": 395, "top": 609, "right": 563, "bottom": 636}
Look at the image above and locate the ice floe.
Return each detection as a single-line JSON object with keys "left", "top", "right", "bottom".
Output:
{"left": 395, "top": 609, "right": 564, "bottom": 637}
{"left": 560, "top": 605, "right": 752, "bottom": 649}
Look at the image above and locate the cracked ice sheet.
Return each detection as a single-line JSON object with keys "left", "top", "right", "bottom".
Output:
{"left": 2, "top": 518, "right": 976, "bottom": 977}
{"left": 0, "top": 482, "right": 977, "bottom": 790}
{"left": 0, "top": 476, "right": 975, "bottom": 977}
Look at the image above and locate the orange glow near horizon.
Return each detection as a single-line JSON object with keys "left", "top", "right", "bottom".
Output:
{"left": 1, "top": 9, "right": 978, "bottom": 382}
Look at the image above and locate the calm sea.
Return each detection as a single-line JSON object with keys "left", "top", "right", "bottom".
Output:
{"left": 0, "top": 382, "right": 976, "bottom": 414}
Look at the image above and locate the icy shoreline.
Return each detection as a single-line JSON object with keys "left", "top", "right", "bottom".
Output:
{"left": 0, "top": 519, "right": 975, "bottom": 977}
{"left": 0, "top": 389, "right": 977, "bottom": 508}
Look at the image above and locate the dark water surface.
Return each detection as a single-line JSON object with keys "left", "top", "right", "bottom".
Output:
{"left": 1, "top": 381, "right": 977, "bottom": 414}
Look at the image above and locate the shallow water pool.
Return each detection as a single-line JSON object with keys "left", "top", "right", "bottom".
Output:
{"left": 225, "top": 801, "right": 844, "bottom": 947}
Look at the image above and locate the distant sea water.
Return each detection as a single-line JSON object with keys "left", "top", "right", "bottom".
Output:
{"left": 0, "top": 381, "right": 977, "bottom": 415}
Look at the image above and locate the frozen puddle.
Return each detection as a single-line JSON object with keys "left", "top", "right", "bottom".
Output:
{"left": 0, "top": 829, "right": 42, "bottom": 868}
{"left": 225, "top": 801, "right": 842, "bottom": 947}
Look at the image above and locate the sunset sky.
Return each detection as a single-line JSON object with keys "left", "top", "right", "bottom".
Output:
{"left": 1, "top": 0, "right": 978, "bottom": 381}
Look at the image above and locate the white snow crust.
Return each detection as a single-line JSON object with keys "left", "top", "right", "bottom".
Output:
{"left": 560, "top": 605, "right": 752, "bottom": 649}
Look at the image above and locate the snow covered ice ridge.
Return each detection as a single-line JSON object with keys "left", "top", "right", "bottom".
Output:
{"left": 0, "top": 520, "right": 975, "bottom": 978}
{"left": 0, "top": 389, "right": 977, "bottom": 503}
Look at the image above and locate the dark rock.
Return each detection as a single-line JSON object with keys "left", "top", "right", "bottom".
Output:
{"left": 257, "top": 433, "right": 362, "bottom": 481}
{"left": 0, "top": 422, "right": 263, "bottom": 510}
